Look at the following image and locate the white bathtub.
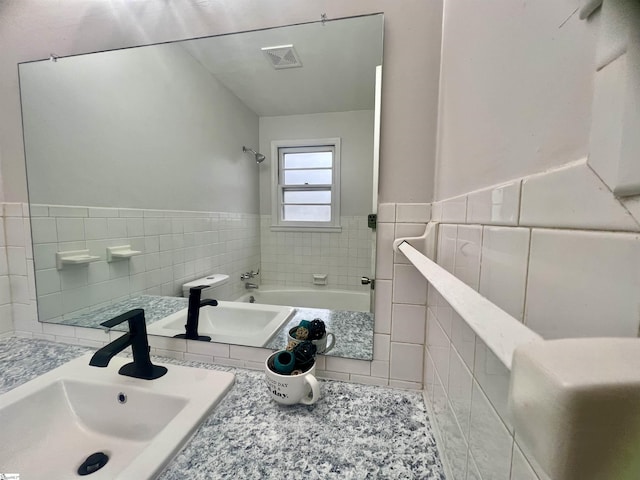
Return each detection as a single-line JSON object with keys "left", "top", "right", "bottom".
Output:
{"left": 235, "top": 286, "right": 370, "bottom": 312}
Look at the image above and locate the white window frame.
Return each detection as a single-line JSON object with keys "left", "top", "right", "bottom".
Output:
{"left": 270, "top": 138, "right": 341, "bottom": 232}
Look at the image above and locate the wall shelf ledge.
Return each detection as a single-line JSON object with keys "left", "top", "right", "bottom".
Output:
{"left": 106, "top": 245, "right": 142, "bottom": 262}
{"left": 56, "top": 250, "right": 100, "bottom": 270}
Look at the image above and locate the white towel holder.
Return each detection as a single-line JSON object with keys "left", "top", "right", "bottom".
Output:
{"left": 392, "top": 221, "right": 438, "bottom": 260}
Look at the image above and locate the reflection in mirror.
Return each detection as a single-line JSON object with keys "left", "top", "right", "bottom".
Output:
{"left": 20, "top": 14, "right": 383, "bottom": 361}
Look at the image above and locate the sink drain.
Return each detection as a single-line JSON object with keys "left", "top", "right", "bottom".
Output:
{"left": 78, "top": 451, "right": 109, "bottom": 476}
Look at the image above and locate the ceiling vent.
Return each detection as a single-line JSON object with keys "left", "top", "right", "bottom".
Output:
{"left": 261, "top": 44, "right": 302, "bottom": 69}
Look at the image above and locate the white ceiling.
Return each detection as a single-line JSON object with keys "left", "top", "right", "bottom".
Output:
{"left": 180, "top": 15, "right": 383, "bottom": 117}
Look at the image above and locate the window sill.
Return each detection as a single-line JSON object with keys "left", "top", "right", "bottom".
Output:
{"left": 270, "top": 225, "right": 342, "bottom": 233}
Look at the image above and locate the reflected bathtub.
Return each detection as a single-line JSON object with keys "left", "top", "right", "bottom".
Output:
{"left": 235, "top": 286, "right": 370, "bottom": 312}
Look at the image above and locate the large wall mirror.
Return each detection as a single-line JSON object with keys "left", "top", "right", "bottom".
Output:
{"left": 20, "top": 14, "right": 383, "bottom": 361}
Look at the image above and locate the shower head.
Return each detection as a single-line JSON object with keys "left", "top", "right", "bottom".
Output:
{"left": 243, "top": 146, "right": 266, "bottom": 164}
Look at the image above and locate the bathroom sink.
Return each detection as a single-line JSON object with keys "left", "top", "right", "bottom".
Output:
{"left": 0, "top": 353, "right": 234, "bottom": 479}
{"left": 147, "top": 301, "right": 296, "bottom": 347}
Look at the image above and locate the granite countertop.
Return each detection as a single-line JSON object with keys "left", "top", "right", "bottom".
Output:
{"left": 58, "top": 295, "right": 190, "bottom": 330}
{"left": 265, "top": 307, "right": 373, "bottom": 360}
{"left": 0, "top": 337, "right": 444, "bottom": 479}
{"left": 55, "top": 295, "right": 374, "bottom": 360}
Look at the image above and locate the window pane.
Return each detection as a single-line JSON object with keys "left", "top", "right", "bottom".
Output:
{"left": 283, "top": 152, "right": 332, "bottom": 169}
{"left": 283, "top": 205, "right": 331, "bottom": 222}
{"left": 283, "top": 190, "right": 331, "bottom": 204}
{"left": 284, "top": 169, "right": 332, "bottom": 185}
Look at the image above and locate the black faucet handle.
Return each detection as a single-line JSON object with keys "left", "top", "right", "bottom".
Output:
{"left": 189, "top": 285, "right": 210, "bottom": 294}
{"left": 100, "top": 308, "right": 145, "bottom": 329}
{"left": 189, "top": 285, "right": 210, "bottom": 303}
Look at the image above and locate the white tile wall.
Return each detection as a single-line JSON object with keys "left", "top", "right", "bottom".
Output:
{"left": 622, "top": 195, "right": 640, "bottom": 225}
{"left": 423, "top": 178, "right": 640, "bottom": 480}
{"left": 391, "top": 303, "right": 426, "bottom": 343}
{"left": 595, "top": 0, "right": 638, "bottom": 70}
{"left": 447, "top": 346, "right": 473, "bottom": 437}
{"left": 394, "top": 222, "right": 429, "bottom": 265}
{"left": 427, "top": 307, "right": 450, "bottom": 391}
{"left": 450, "top": 312, "right": 475, "bottom": 370}
{"left": 396, "top": 203, "right": 431, "bottom": 223}
{"left": 520, "top": 160, "right": 640, "bottom": 231}
{"left": 466, "top": 180, "right": 521, "bottom": 226}
{"left": 468, "top": 381, "right": 514, "bottom": 480}
{"left": 440, "top": 401, "right": 469, "bottom": 479}
{"left": 373, "top": 278, "right": 392, "bottom": 334}
{"left": 588, "top": 53, "right": 627, "bottom": 190}
{"left": 7, "top": 201, "right": 427, "bottom": 388}
{"left": 377, "top": 202, "right": 396, "bottom": 223}
{"left": 479, "top": 227, "right": 530, "bottom": 321}
{"left": 473, "top": 338, "right": 512, "bottom": 431}
{"left": 31, "top": 204, "right": 260, "bottom": 321}
{"left": 389, "top": 342, "right": 423, "bottom": 382}
{"left": 392, "top": 264, "right": 427, "bottom": 304}
{"left": 454, "top": 225, "right": 482, "bottom": 290}
{"left": 525, "top": 228, "right": 640, "bottom": 339}
{"left": 510, "top": 444, "right": 539, "bottom": 480}
{"left": 376, "top": 223, "right": 395, "bottom": 280}
{"left": 259, "top": 215, "right": 372, "bottom": 291}
{"left": 440, "top": 195, "right": 467, "bottom": 223}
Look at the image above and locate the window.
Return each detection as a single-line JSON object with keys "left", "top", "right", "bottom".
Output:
{"left": 271, "top": 138, "right": 341, "bottom": 231}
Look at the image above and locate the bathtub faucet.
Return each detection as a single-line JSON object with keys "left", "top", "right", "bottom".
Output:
{"left": 245, "top": 282, "right": 259, "bottom": 290}
{"left": 240, "top": 269, "right": 260, "bottom": 280}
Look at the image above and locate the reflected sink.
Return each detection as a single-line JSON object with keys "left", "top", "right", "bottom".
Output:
{"left": 147, "top": 301, "right": 296, "bottom": 347}
{"left": 0, "top": 354, "right": 234, "bottom": 479}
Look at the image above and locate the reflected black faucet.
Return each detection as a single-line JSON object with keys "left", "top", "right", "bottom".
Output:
{"left": 89, "top": 308, "right": 167, "bottom": 380}
{"left": 174, "top": 285, "right": 218, "bottom": 342}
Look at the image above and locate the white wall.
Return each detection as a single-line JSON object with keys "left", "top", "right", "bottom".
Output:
{"left": 435, "top": 0, "right": 599, "bottom": 200}
{"left": 0, "top": 0, "right": 443, "bottom": 205}
{"left": 20, "top": 43, "right": 259, "bottom": 213}
{"left": 258, "top": 110, "right": 374, "bottom": 216}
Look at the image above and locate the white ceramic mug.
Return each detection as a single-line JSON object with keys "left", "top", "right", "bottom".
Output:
{"left": 288, "top": 328, "right": 336, "bottom": 354}
{"left": 264, "top": 352, "right": 320, "bottom": 405}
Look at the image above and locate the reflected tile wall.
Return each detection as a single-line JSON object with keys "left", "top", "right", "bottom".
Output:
{"left": 30, "top": 204, "right": 260, "bottom": 322}
{"left": 260, "top": 215, "right": 372, "bottom": 291}
{"left": 6, "top": 201, "right": 431, "bottom": 388}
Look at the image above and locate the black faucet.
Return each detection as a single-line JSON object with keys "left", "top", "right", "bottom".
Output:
{"left": 173, "top": 285, "right": 218, "bottom": 341}
{"left": 89, "top": 308, "right": 167, "bottom": 380}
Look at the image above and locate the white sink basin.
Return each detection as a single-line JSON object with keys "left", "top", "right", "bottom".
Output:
{"left": 147, "top": 301, "right": 296, "bottom": 347}
{"left": 0, "top": 354, "right": 234, "bottom": 479}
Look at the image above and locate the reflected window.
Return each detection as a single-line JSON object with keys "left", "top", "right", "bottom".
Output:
{"left": 274, "top": 139, "right": 341, "bottom": 230}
